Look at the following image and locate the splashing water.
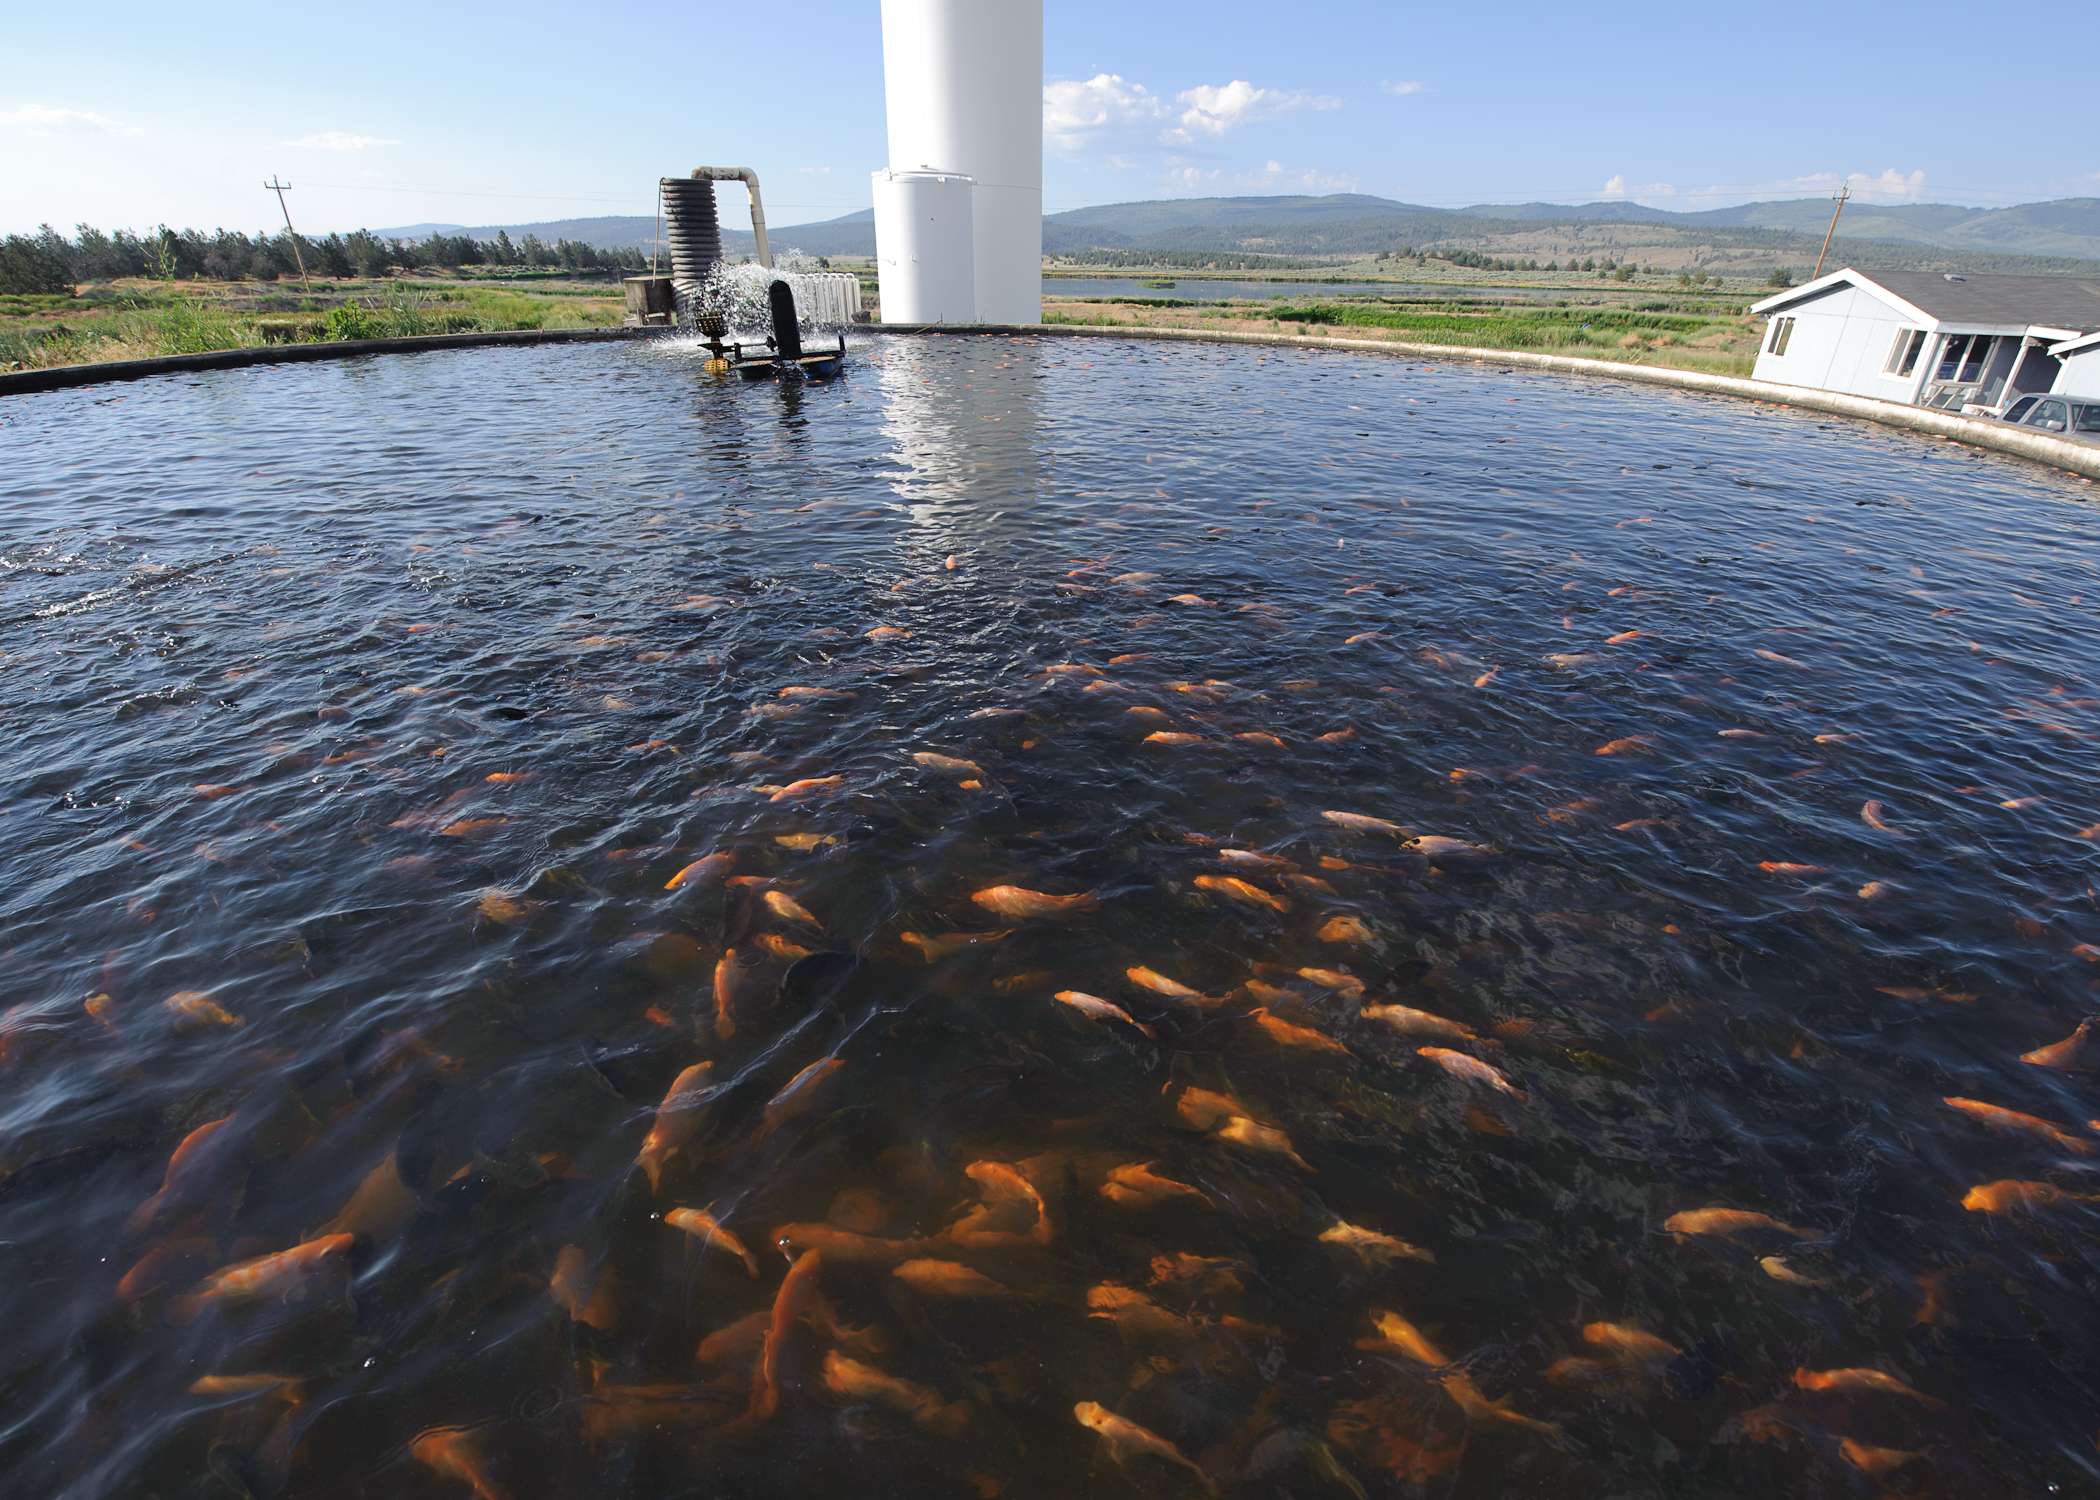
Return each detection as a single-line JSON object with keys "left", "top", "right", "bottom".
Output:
{"left": 684, "top": 255, "right": 859, "bottom": 344}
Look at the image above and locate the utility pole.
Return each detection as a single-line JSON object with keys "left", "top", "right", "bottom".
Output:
{"left": 263, "top": 176, "right": 313, "bottom": 295}
{"left": 1812, "top": 185, "right": 1851, "bottom": 281}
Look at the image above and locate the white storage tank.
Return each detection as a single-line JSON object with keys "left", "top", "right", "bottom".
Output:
{"left": 878, "top": 0, "right": 1042, "bottom": 325}
{"left": 873, "top": 169, "right": 977, "bottom": 325}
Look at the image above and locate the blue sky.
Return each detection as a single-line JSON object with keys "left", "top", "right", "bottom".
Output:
{"left": 2, "top": 1, "right": 2088, "bottom": 237}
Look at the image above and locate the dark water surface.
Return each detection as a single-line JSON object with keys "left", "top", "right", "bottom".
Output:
{"left": 3, "top": 335, "right": 2100, "bottom": 1499}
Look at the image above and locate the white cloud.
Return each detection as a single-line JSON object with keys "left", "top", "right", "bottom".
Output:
{"left": 1847, "top": 167, "right": 1927, "bottom": 201}
{"left": 1167, "top": 159, "right": 1358, "bottom": 196}
{"left": 0, "top": 103, "right": 135, "bottom": 136}
{"left": 1169, "top": 80, "right": 1340, "bottom": 143}
{"left": 1381, "top": 80, "right": 1424, "bottom": 96}
{"left": 1046, "top": 73, "right": 1341, "bottom": 152}
{"left": 281, "top": 131, "right": 400, "bottom": 152}
{"left": 1601, "top": 174, "right": 1678, "bottom": 201}
{"left": 1043, "top": 73, "right": 1168, "bottom": 151}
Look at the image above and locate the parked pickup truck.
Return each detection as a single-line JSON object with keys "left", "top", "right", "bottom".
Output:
{"left": 1996, "top": 393, "right": 2100, "bottom": 442}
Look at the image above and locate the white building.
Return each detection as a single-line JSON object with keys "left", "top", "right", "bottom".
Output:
{"left": 1750, "top": 268, "right": 2100, "bottom": 413}
{"left": 2049, "top": 330, "right": 2100, "bottom": 400}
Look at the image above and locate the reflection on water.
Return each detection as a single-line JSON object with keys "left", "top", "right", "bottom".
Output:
{"left": 2, "top": 336, "right": 2099, "bottom": 1499}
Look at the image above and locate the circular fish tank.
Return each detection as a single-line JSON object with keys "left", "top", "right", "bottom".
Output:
{"left": 3, "top": 335, "right": 2098, "bottom": 1497}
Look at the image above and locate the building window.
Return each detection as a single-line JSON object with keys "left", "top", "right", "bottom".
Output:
{"left": 1958, "top": 335, "right": 1994, "bottom": 381}
{"left": 1884, "top": 328, "right": 1927, "bottom": 377}
{"left": 1766, "top": 316, "right": 1795, "bottom": 356}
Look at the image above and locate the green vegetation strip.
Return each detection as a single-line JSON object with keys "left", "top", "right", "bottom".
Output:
{"left": 1267, "top": 302, "right": 1727, "bottom": 345}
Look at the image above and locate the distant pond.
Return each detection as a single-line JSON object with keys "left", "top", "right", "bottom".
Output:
{"left": 1042, "top": 276, "right": 1577, "bottom": 303}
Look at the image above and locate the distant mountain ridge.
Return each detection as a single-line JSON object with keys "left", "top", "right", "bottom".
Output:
{"left": 373, "top": 193, "right": 2100, "bottom": 270}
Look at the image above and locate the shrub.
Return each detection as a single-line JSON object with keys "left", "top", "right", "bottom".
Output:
{"left": 325, "top": 301, "right": 375, "bottom": 341}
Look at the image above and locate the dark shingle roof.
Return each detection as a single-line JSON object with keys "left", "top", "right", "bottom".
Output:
{"left": 1851, "top": 270, "right": 2100, "bottom": 331}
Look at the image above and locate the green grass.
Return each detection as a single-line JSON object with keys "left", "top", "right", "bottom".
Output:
{"left": 0, "top": 276, "right": 624, "bottom": 372}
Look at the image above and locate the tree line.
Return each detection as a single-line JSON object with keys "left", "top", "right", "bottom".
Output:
{"left": 0, "top": 223, "right": 655, "bottom": 295}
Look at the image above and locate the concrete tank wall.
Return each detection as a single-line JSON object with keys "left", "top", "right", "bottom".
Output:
{"left": 879, "top": 0, "right": 1042, "bottom": 325}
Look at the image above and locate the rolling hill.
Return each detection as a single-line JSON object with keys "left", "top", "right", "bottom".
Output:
{"left": 375, "top": 194, "right": 2100, "bottom": 273}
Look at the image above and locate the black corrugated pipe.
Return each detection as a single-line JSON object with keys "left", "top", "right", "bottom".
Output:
{"left": 658, "top": 177, "right": 723, "bottom": 306}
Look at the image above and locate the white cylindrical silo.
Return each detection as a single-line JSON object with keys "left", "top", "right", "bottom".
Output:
{"left": 879, "top": 0, "right": 1042, "bottom": 325}
{"left": 872, "top": 169, "right": 978, "bottom": 325}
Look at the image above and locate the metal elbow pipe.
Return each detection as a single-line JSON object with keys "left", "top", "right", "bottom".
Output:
{"left": 691, "top": 166, "right": 771, "bottom": 269}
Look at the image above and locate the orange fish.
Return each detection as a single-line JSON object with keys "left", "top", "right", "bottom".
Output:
{"left": 1317, "top": 914, "right": 1374, "bottom": 945}
{"left": 1594, "top": 736, "right": 1651, "bottom": 756}
{"left": 1235, "top": 731, "right": 1287, "bottom": 748}
{"left": 757, "top": 1057, "right": 844, "bottom": 1139}
{"left": 971, "top": 885, "right": 1097, "bottom": 919}
{"left": 172, "top": 1234, "right": 353, "bottom": 1323}
{"left": 1054, "top": 990, "right": 1156, "bottom": 1039}
{"left": 1960, "top": 1178, "right": 2096, "bottom": 1213}
{"left": 946, "top": 1160, "right": 1051, "bottom": 1248}
{"left": 664, "top": 852, "right": 733, "bottom": 890}
{"left": 1319, "top": 1220, "right": 1433, "bottom": 1265}
{"left": 1361, "top": 1308, "right": 1449, "bottom": 1366}
{"left": 549, "top": 1245, "right": 618, "bottom": 1331}
{"left": 1143, "top": 730, "right": 1207, "bottom": 748}
{"left": 1663, "top": 1207, "right": 1812, "bottom": 1239}
{"left": 822, "top": 1351, "right": 968, "bottom": 1435}
{"left": 1605, "top": 629, "right": 1641, "bottom": 645}
{"left": 128, "top": 1114, "right": 238, "bottom": 1234}
{"left": 900, "top": 928, "right": 1011, "bottom": 962}
{"left": 1362, "top": 1002, "right": 1475, "bottom": 1042}
{"left": 712, "top": 951, "right": 742, "bottom": 1038}
{"left": 761, "top": 889, "right": 822, "bottom": 930}
{"left": 1100, "top": 1161, "right": 1211, "bottom": 1209}
{"left": 1757, "top": 861, "right": 1824, "bottom": 876}
{"left": 750, "top": 1249, "right": 824, "bottom": 1421}
{"left": 1125, "top": 966, "right": 1212, "bottom": 1005}
{"left": 1321, "top": 809, "right": 1408, "bottom": 836}
{"left": 1214, "top": 1114, "right": 1313, "bottom": 1171}
{"left": 1250, "top": 1008, "right": 1349, "bottom": 1055}
{"left": 438, "top": 817, "right": 509, "bottom": 838}
{"left": 1173, "top": 1086, "right": 1244, "bottom": 1132}
{"left": 666, "top": 1208, "right": 760, "bottom": 1276}
{"left": 1403, "top": 835, "right": 1495, "bottom": 859}
{"left": 768, "top": 775, "right": 844, "bottom": 802}
{"left": 864, "top": 625, "right": 910, "bottom": 641}
{"left": 1582, "top": 1321, "right": 1680, "bottom": 1364}
{"left": 1072, "top": 1402, "right": 1214, "bottom": 1493}
{"left": 1437, "top": 1372, "right": 1560, "bottom": 1437}
{"left": 164, "top": 990, "right": 242, "bottom": 1031}
{"left": 410, "top": 1426, "right": 511, "bottom": 1500}
{"left": 1943, "top": 1096, "right": 2091, "bottom": 1154}
{"left": 1839, "top": 1439, "right": 1921, "bottom": 1477}
{"left": 1754, "top": 648, "right": 1809, "bottom": 670}
{"left": 756, "top": 933, "right": 816, "bottom": 962}
{"left": 1791, "top": 1367, "right": 1944, "bottom": 1408}
{"left": 1859, "top": 800, "right": 1905, "bottom": 837}
{"left": 912, "top": 751, "right": 985, "bottom": 777}
{"left": 1193, "top": 874, "right": 1289, "bottom": 913}
{"left": 2021, "top": 1018, "right": 2096, "bottom": 1070}
{"left": 1417, "top": 1046, "right": 1521, "bottom": 1096}
{"left": 187, "top": 1372, "right": 305, "bottom": 1404}
{"left": 892, "top": 1258, "right": 1017, "bottom": 1299}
